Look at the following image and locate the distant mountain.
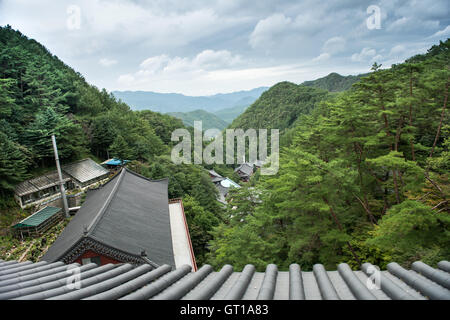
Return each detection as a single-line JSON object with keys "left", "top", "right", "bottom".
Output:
{"left": 214, "top": 104, "right": 249, "bottom": 124}
{"left": 167, "top": 109, "right": 229, "bottom": 135}
{"left": 112, "top": 87, "right": 268, "bottom": 113}
{"left": 301, "top": 72, "right": 368, "bottom": 92}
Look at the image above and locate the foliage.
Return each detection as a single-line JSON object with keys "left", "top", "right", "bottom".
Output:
{"left": 229, "top": 82, "right": 329, "bottom": 135}
{"left": 366, "top": 200, "right": 450, "bottom": 267}
{"left": 168, "top": 109, "right": 229, "bottom": 132}
{"left": 208, "top": 39, "right": 450, "bottom": 270}
{"left": 302, "top": 72, "right": 367, "bottom": 92}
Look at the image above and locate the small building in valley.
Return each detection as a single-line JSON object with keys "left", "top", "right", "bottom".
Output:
{"left": 207, "top": 170, "right": 241, "bottom": 204}
{"left": 234, "top": 163, "right": 254, "bottom": 181}
{"left": 40, "top": 168, "right": 196, "bottom": 270}
{"left": 12, "top": 206, "right": 63, "bottom": 239}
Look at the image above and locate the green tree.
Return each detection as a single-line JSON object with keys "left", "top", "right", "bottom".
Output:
{"left": 0, "top": 132, "right": 30, "bottom": 195}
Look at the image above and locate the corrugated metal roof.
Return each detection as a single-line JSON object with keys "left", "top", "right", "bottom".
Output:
{"left": 15, "top": 172, "right": 71, "bottom": 197}
{"left": 41, "top": 168, "right": 175, "bottom": 268}
{"left": 0, "top": 260, "right": 449, "bottom": 300}
{"left": 62, "top": 158, "right": 109, "bottom": 184}
{"left": 13, "top": 206, "right": 62, "bottom": 228}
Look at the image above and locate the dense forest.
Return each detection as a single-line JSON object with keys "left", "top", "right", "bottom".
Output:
{"left": 0, "top": 25, "right": 448, "bottom": 271}
{"left": 168, "top": 109, "right": 229, "bottom": 133}
{"left": 207, "top": 40, "right": 450, "bottom": 271}
{"left": 302, "top": 72, "right": 368, "bottom": 92}
{"left": 0, "top": 26, "right": 221, "bottom": 265}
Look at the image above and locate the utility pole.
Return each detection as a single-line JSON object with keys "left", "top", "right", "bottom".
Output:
{"left": 52, "top": 135, "right": 70, "bottom": 218}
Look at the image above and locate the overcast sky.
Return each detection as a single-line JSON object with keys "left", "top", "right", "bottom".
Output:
{"left": 1, "top": 0, "right": 449, "bottom": 95}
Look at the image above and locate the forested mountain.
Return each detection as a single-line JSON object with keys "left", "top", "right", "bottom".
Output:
{"left": 0, "top": 26, "right": 221, "bottom": 265}
{"left": 208, "top": 40, "right": 450, "bottom": 271}
{"left": 167, "top": 109, "right": 229, "bottom": 134}
{"left": 302, "top": 72, "right": 368, "bottom": 92}
{"left": 112, "top": 87, "right": 267, "bottom": 113}
{"left": 229, "top": 82, "right": 329, "bottom": 134}
{"left": 229, "top": 73, "right": 367, "bottom": 135}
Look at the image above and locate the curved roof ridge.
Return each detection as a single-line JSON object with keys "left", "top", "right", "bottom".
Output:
{"left": 86, "top": 168, "right": 127, "bottom": 234}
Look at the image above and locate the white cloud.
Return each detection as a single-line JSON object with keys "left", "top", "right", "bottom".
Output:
{"left": 371, "top": 55, "right": 383, "bottom": 63}
{"left": 429, "top": 25, "right": 450, "bottom": 38}
{"left": 118, "top": 49, "right": 247, "bottom": 93}
{"left": 140, "top": 55, "right": 171, "bottom": 74}
{"left": 322, "top": 37, "right": 346, "bottom": 55}
{"left": 117, "top": 74, "right": 135, "bottom": 85}
{"left": 135, "top": 50, "right": 243, "bottom": 76}
{"left": 387, "top": 16, "right": 440, "bottom": 32}
{"left": 99, "top": 58, "right": 117, "bottom": 67}
{"left": 351, "top": 47, "right": 377, "bottom": 62}
{"left": 193, "top": 50, "right": 242, "bottom": 69}
{"left": 389, "top": 45, "right": 406, "bottom": 56}
{"left": 116, "top": 58, "right": 368, "bottom": 95}
{"left": 249, "top": 13, "right": 293, "bottom": 48}
{"left": 312, "top": 53, "right": 330, "bottom": 62}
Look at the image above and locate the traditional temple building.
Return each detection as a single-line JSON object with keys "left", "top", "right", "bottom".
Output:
{"left": 40, "top": 168, "right": 196, "bottom": 271}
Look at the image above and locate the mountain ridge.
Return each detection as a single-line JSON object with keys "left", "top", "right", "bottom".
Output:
{"left": 112, "top": 87, "right": 268, "bottom": 113}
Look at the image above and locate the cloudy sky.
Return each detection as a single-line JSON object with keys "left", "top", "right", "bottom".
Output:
{"left": 1, "top": 0, "right": 449, "bottom": 95}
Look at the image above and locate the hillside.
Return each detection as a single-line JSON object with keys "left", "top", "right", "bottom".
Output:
{"left": 229, "top": 82, "right": 329, "bottom": 133}
{"left": 302, "top": 72, "right": 367, "bottom": 92}
{"left": 167, "top": 109, "right": 229, "bottom": 134}
{"left": 112, "top": 87, "right": 268, "bottom": 113}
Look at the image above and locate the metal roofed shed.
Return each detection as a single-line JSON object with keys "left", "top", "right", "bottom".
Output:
{"left": 40, "top": 168, "right": 179, "bottom": 268}
{"left": 0, "top": 259, "right": 449, "bottom": 300}
{"left": 12, "top": 206, "right": 63, "bottom": 239}
{"left": 14, "top": 158, "right": 108, "bottom": 209}
{"left": 62, "top": 158, "right": 110, "bottom": 188}
{"left": 14, "top": 172, "right": 73, "bottom": 208}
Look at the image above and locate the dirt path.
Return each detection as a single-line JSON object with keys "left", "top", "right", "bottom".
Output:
{"left": 18, "top": 240, "right": 36, "bottom": 262}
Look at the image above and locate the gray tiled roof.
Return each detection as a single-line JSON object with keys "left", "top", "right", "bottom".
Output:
{"left": 1, "top": 259, "right": 449, "bottom": 300}
{"left": 40, "top": 168, "right": 175, "bottom": 267}
{"left": 234, "top": 163, "right": 253, "bottom": 176}
{"left": 208, "top": 170, "right": 222, "bottom": 178}
{"left": 62, "top": 158, "right": 109, "bottom": 184}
